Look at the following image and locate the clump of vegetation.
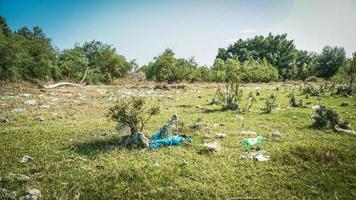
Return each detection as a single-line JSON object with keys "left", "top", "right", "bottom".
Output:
{"left": 108, "top": 96, "right": 160, "bottom": 147}
{"left": 216, "top": 82, "right": 243, "bottom": 111}
{"left": 311, "top": 104, "right": 352, "bottom": 131}
{"left": 289, "top": 94, "right": 303, "bottom": 107}
{"left": 261, "top": 94, "right": 277, "bottom": 113}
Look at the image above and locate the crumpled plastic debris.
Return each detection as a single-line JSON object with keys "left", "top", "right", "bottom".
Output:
{"left": 20, "top": 155, "right": 33, "bottom": 163}
{"left": 12, "top": 108, "right": 26, "bottom": 113}
{"left": 240, "top": 150, "right": 270, "bottom": 162}
{"left": 24, "top": 100, "right": 37, "bottom": 106}
{"left": 242, "top": 136, "right": 264, "bottom": 148}
{"left": 25, "top": 188, "right": 41, "bottom": 200}
{"left": 203, "top": 141, "right": 219, "bottom": 152}
{"left": 239, "top": 130, "right": 257, "bottom": 135}
{"left": 149, "top": 136, "right": 192, "bottom": 149}
{"left": 6, "top": 173, "right": 31, "bottom": 181}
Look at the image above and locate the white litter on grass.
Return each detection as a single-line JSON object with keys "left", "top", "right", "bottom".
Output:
{"left": 12, "top": 108, "right": 26, "bottom": 113}
{"left": 240, "top": 150, "right": 270, "bottom": 162}
{"left": 40, "top": 104, "right": 50, "bottom": 109}
{"left": 24, "top": 100, "right": 37, "bottom": 106}
{"left": 239, "top": 130, "right": 257, "bottom": 135}
{"left": 7, "top": 173, "right": 31, "bottom": 181}
{"left": 25, "top": 188, "right": 41, "bottom": 200}
{"left": 203, "top": 141, "right": 220, "bottom": 152}
{"left": 20, "top": 155, "right": 33, "bottom": 163}
{"left": 20, "top": 93, "right": 30, "bottom": 97}
{"left": 312, "top": 105, "right": 320, "bottom": 110}
{"left": 255, "top": 154, "right": 270, "bottom": 162}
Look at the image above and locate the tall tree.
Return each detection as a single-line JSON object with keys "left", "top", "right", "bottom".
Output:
{"left": 315, "top": 46, "right": 346, "bottom": 79}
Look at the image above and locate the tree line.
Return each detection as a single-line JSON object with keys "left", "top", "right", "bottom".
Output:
{"left": 0, "top": 16, "right": 354, "bottom": 84}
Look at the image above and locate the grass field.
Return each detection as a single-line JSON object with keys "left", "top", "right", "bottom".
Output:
{"left": 1, "top": 81, "right": 356, "bottom": 199}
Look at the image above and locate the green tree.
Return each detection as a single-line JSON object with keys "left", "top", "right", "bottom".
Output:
{"left": 216, "top": 33, "right": 298, "bottom": 80}
{"left": 58, "top": 48, "right": 89, "bottom": 81}
{"left": 315, "top": 46, "right": 346, "bottom": 79}
{"left": 144, "top": 48, "right": 197, "bottom": 83}
{"left": 78, "top": 40, "right": 132, "bottom": 83}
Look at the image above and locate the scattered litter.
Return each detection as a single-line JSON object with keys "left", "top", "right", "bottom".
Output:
{"left": 239, "top": 130, "right": 257, "bottom": 135}
{"left": 255, "top": 153, "right": 270, "bottom": 161}
{"left": 292, "top": 116, "right": 297, "bottom": 119}
{"left": 4, "top": 92, "right": 14, "bottom": 96}
{"left": 39, "top": 104, "right": 50, "bottom": 109}
{"left": 20, "top": 93, "right": 30, "bottom": 97}
{"left": 1, "top": 96, "right": 14, "bottom": 101}
{"left": 24, "top": 100, "right": 37, "bottom": 106}
{"left": 216, "top": 133, "right": 226, "bottom": 138}
{"left": 12, "top": 108, "right": 26, "bottom": 113}
{"left": 7, "top": 173, "right": 31, "bottom": 181}
{"left": 166, "top": 96, "right": 174, "bottom": 100}
{"left": 242, "top": 136, "right": 264, "bottom": 148}
{"left": 25, "top": 188, "right": 41, "bottom": 200}
{"left": 96, "top": 89, "right": 108, "bottom": 95}
{"left": 0, "top": 117, "right": 9, "bottom": 123}
{"left": 20, "top": 155, "right": 33, "bottom": 163}
{"left": 312, "top": 105, "right": 320, "bottom": 110}
{"left": 0, "top": 187, "right": 17, "bottom": 199}
{"left": 149, "top": 136, "right": 191, "bottom": 149}
{"left": 36, "top": 117, "right": 45, "bottom": 122}
{"left": 272, "top": 130, "right": 281, "bottom": 138}
{"left": 203, "top": 141, "right": 219, "bottom": 152}
{"left": 340, "top": 102, "right": 349, "bottom": 107}
{"left": 240, "top": 150, "right": 270, "bottom": 162}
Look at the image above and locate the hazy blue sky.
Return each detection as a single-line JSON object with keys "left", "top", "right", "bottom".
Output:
{"left": 1, "top": 0, "right": 355, "bottom": 65}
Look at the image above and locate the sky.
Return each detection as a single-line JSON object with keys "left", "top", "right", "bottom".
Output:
{"left": 1, "top": 0, "right": 356, "bottom": 66}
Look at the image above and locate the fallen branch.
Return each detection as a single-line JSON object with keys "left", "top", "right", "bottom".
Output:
{"left": 42, "top": 82, "right": 83, "bottom": 89}
{"left": 334, "top": 125, "right": 356, "bottom": 136}
{"left": 79, "top": 67, "right": 89, "bottom": 85}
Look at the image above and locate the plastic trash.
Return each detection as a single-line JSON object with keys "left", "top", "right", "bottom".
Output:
{"left": 20, "top": 155, "right": 33, "bottom": 163}
{"left": 24, "top": 100, "right": 37, "bottom": 106}
{"left": 242, "top": 136, "right": 264, "bottom": 148}
{"left": 239, "top": 130, "right": 257, "bottom": 135}
{"left": 203, "top": 141, "right": 219, "bottom": 152}
{"left": 12, "top": 108, "right": 26, "bottom": 113}
{"left": 149, "top": 136, "right": 191, "bottom": 149}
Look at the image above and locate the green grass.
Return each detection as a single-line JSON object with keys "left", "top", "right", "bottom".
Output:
{"left": 1, "top": 82, "right": 356, "bottom": 199}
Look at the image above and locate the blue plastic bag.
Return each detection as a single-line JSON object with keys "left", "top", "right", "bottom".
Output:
{"left": 149, "top": 136, "right": 192, "bottom": 149}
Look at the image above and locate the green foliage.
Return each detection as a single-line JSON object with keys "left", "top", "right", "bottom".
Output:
{"left": 0, "top": 17, "right": 132, "bottom": 83}
{"left": 315, "top": 46, "right": 346, "bottom": 79}
{"left": 216, "top": 33, "right": 298, "bottom": 80}
{"left": 332, "top": 52, "right": 356, "bottom": 92}
{"left": 211, "top": 58, "right": 278, "bottom": 83}
{"left": 76, "top": 41, "right": 133, "bottom": 83}
{"left": 261, "top": 94, "right": 277, "bottom": 113}
{"left": 216, "top": 82, "right": 243, "bottom": 111}
{"left": 295, "top": 50, "right": 317, "bottom": 80}
{"left": 144, "top": 48, "right": 197, "bottom": 83}
{"left": 240, "top": 58, "right": 279, "bottom": 82}
{"left": 108, "top": 96, "right": 160, "bottom": 135}
{"left": 58, "top": 48, "right": 89, "bottom": 81}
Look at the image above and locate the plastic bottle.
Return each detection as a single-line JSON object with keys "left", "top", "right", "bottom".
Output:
{"left": 242, "top": 136, "right": 264, "bottom": 148}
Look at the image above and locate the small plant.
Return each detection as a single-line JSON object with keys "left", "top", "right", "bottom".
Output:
{"left": 289, "top": 94, "right": 303, "bottom": 107}
{"left": 242, "top": 91, "right": 257, "bottom": 112}
{"left": 108, "top": 96, "right": 160, "bottom": 147}
{"left": 261, "top": 94, "right": 277, "bottom": 113}
{"left": 216, "top": 82, "right": 243, "bottom": 111}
